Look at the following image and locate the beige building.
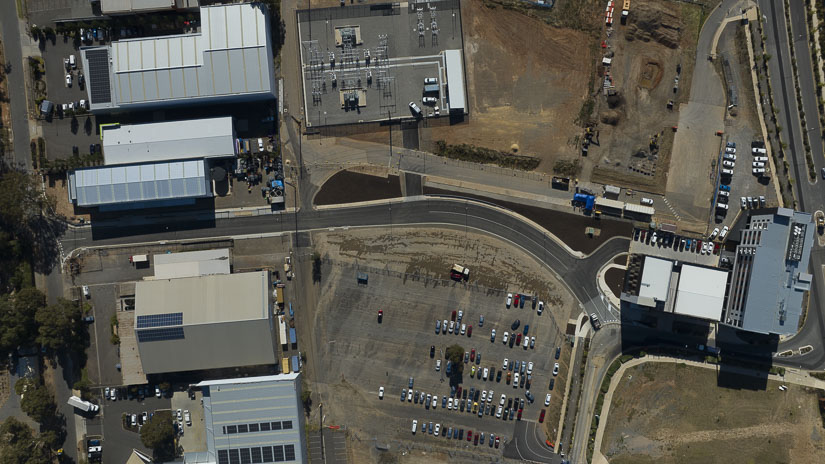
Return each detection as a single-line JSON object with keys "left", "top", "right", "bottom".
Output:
{"left": 134, "top": 271, "right": 276, "bottom": 374}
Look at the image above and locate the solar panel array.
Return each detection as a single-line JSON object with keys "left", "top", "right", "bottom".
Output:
{"left": 136, "top": 312, "right": 183, "bottom": 329}
{"left": 86, "top": 48, "right": 112, "bottom": 104}
{"left": 223, "top": 421, "right": 292, "bottom": 435}
{"left": 136, "top": 327, "right": 184, "bottom": 343}
{"left": 217, "top": 445, "right": 296, "bottom": 464}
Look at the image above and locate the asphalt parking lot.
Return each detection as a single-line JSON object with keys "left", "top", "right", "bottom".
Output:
{"left": 309, "top": 264, "right": 569, "bottom": 456}
{"left": 630, "top": 228, "right": 721, "bottom": 267}
{"left": 94, "top": 390, "right": 171, "bottom": 464}
{"left": 80, "top": 283, "right": 124, "bottom": 386}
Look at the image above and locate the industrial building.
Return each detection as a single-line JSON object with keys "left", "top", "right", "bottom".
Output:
{"left": 184, "top": 374, "right": 307, "bottom": 464}
{"left": 81, "top": 3, "right": 276, "bottom": 112}
{"left": 297, "top": 0, "right": 467, "bottom": 127}
{"left": 134, "top": 271, "right": 276, "bottom": 374}
{"left": 722, "top": 208, "right": 813, "bottom": 335}
{"left": 100, "top": 0, "right": 198, "bottom": 15}
{"left": 152, "top": 248, "right": 231, "bottom": 280}
{"left": 101, "top": 117, "right": 237, "bottom": 165}
{"left": 621, "top": 256, "right": 728, "bottom": 322}
{"left": 67, "top": 159, "right": 213, "bottom": 208}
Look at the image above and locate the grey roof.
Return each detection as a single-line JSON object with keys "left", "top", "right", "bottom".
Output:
{"left": 83, "top": 3, "right": 275, "bottom": 111}
{"left": 102, "top": 117, "right": 236, "bottom": 165}
{"left": 68, "top": 159, "right": 211, "bottom": 207}
{"left": 153, "top": 249, "right": 231, "bottom": 280}
{"left": 134, "top": 271, "right": 276, "bottom": 374}
{"left": 445, "top": 49, "right": 466, "bottom": 112}
{"left": 729, "top": 210, "right": 814, "bottom": 335}
{"left": 185, "top": 374, "right": 306, "bottom": 464}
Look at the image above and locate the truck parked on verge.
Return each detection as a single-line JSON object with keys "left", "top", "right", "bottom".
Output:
{"left": 68, "top": 395, "right": 99, "bottom": 413}
{"left": 450, "top": 264, "right": 470, "bottom": 281}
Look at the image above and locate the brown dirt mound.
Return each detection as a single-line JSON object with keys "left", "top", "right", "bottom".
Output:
{"left": 626, "top": 3, "right": 681, "bottom": 49}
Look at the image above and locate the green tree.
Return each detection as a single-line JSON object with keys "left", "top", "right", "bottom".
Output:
{"left": 140, "top": 413, "right": 176, "bottom": 460}
{"left": 35, "top": 298, "right": 84, "bottom": 353}
{"left": 0, "top": 417, "right": 51, "bottom": 464}
{"left": 445, "top": 344, "right": 465, "bottom": 375}
{"left": 0, "top": 288, "right": 45, "bottom": 355}
{"left": 17, "top": 379, "right": 56, "bottom": 423}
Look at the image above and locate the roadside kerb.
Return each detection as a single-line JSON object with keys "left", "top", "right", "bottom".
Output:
{"left": 591, "top": 355, "right": 825, "bottom": 462}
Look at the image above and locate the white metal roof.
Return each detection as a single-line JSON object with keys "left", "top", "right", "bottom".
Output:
{"left": 69, "top": 159, "right": 210, "bottom": 206}
{"left": 153, "top": 249, "right": 231, "bottom": 280}
{"left": 595, "top": 197, "right": 625, "bottom": 210}
{"left": 101, "top": 0, "right": 175, "bottom": 14}
{"left": 624, "top": 203, "right": 655, "bottom": 215}
{"left": 639, "top": 257, "right": 673, "bottom": 302}
{"left": 674, "top": 265, "right": 728, "bottom": 320}
{"left": 102, "top": 117, "right": 236, "bottom": 165}
{"left": 135, "top": 271, "right": 269, "bottom": 325}
{"left": 445, "top": 49, "right": 466, "bottom": 112}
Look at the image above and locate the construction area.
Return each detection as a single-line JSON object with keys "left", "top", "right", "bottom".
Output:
{"left": 297, "top": 0, "right": 467, "bottom": 127}
{"left": 588, "top": 0, "right": 712, "bottom": 194}
{"left": 602, "top": 362, "right": 825, "bottom": 464}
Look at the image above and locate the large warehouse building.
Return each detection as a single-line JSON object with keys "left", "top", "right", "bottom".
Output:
{"left": 184, "top": 374, "right": 307, "bottom": 464}
{"left": 101, "top": 117, "right": 237, "bottom": 165}
{"left": 80, "top": 3, "right": 276, "bottom": 112}
{"left": 134, "top": 271, "right": 276, "bottom": 374}
{"left": 723, "top": 208, "right": 814, "bottom": 335}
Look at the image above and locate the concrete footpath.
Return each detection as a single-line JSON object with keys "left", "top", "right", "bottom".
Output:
{"left": 591, "top": 356, "right": 825, "bottom": 464}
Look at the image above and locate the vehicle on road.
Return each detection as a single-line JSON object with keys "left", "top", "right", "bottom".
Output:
{"left": 67, "top": 396, "right": 98, "bottom": 413}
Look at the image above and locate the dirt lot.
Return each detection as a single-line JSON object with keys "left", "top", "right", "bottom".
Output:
{"left": 603, "top": 362, "right": 825, "bottom": 464}
{"left": 588, "top": 0, "right": 710, "bottom": 194}
{"left": 604, "top": 267, "right": 625, "bottom": 298}
{"left": 300, "top": 227, "right": 578, "bottom": 461}
{"left": 314, "top": 170, "right": 401, "bottom": 206}
{"left": 416, "top": 0, "right": 601, "bottom": 171}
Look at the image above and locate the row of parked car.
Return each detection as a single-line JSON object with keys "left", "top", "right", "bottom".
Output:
{"left": 435, "top": 309, "right": 478, "bottom": 337}
{"left": 104, "top": 385, "right": 164, "bottom": 401}
{"left": 411, "top": 419, "right": 503, "bottom": 448}
{"left": 504, "top": 293, "right": 544, "bottom": 314}
{"left": 636, "top": 228, "right": 722, "bottom": 256}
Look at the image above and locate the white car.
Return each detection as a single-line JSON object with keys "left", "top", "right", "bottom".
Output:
{"left": 490, "top": 329, "right": 496, "bottom": 342}
{"left": 110, "top": 388, "right": 117, "bottom": 401}
{"left": 496, "top": 406, "right": 503, "bottom": 418}
{"left": 506, "top": 293, "right": 513, "bottom": 307}
{"left": 523, "top": 336, "right": 529, "bottom": 349}
{"left": 553, "top": 363, "right": 560, "bottom": 376}
{"left": 720, "top": 226, "right": 729, "bottom": 239}
{"left": 723, "top": 153, "right": 736, "bottom": 161}
{"left": 752, "top": 161, "right": 765, "bottom": 168}
{"left": 447, "top": 398, "right": 453, "bottom": 410}
{"left": 449, "top": 321, "right": 455, "bottom": 333}
{"left": 443, "top": 320, "right": 448, "bottom": 333}
{"left": 722, "top": 160, "right": 735, "bottom": 168}
{"left": 718, "top": 190, "right": 730, "bottom": 197}
{"left": 435, "top": 359, "right": 441, "bottom": 371}
{"left": 82, "top": 285, "right": 90, "bottom": 298}
{"left": 545, "top": 394, "right": 552, "bottom": 406}
{"left": 131, "top": 414, "right": 137, "bottom": 426}
{"left": 408, "top": 101, "right": 422, "bottom": 116}
{"left": 483, "top": 368, "right": 489, "bottom": 380}
{"left": 378, "top": 386, "right": 385, "bottom": 399}
{"left": 530, "top": 336, "right": 536, "bottom": 349}
{"left": 422, "top": 96, "right": 438, "bottom": 105}
{"left": 79, "top": 99, "right": 87, "bottom": 110}
{"left": 537, "top": 301, "right": 544, "bottom": 315}
{"left": 104, "top": 387, "right": 110, "bottom": 399}
{"left": 155, "top": 387, "right": 161, "bottom": 398}
{"left": 725, "top": 147, "right": 736, "bottom": 153}
{"left": 754, "top": 156, "right": 768, "bottom": 162}
{"left": 457, "top": 310, "right": 463, "bottom": 321}
{"left": 527, "top": 362, "right": 534, "bottom": 375}
{"left": 176, "top": 409, "right": 182, "bottom": 422}
{"left": 500, "top": 394, "right": 506, "bottom": 406}
{"left": 513, "top": 372, "right": 520, "bottom": 387}
{"left": 753, "top": 167, "right": 766, "bottom": 174}
{"left": 258, "top": 138, "right": 264, "bottom": 151}
{"left": 502, "top": 331, "right": 509, "bottom": 344}
{"left": 434, "top": 423, "right": 440, "bottom": 435}
{"left": 460, "top": 323, "right": 466, "bottom": 335}
{"left": 431, "top": 396, "right": 437, "bottom": 408}
{"left": 412, "top": 419, "right": 418, "bottom": 434}
{"left": 709, "top": 227, "right": 719, "bottom": 240}
{"left": 488, "top": 389, "right": 494, "bottom": 401}
{"left": 407, "top": 390, "right": 413, "bottom": 402}
{"left": 424, "top": 77, "right": 438, "bottom": 85}
{"left": 502, "top": 358, "right": 509, "bottom": 370}
{"left": 65, "top": 74, "right": 72, "bottom": 86}
{"left": 481, "top": 390, "right": 488, "bottom": 402}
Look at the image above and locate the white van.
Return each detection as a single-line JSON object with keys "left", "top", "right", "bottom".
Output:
{"left": 721, "top": 168, "right": 734, "bottom": 176}
{"left": 752, "top": 147, "right": 767, "bottom": 155}
{"left": 640, "top": 197, "right": 654, "bottom": 206}
{"left": 411, "top": 420, "right": 418, "bottom": 434}
{"left": 69, "top": 54, "right": 76, "bottom": 69}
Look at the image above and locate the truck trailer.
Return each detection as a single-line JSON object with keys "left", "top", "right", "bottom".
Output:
{"left": 68, "top": 395, "right": 99, "bottom": 413}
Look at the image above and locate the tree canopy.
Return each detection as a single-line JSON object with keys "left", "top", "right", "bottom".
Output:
{"left": 0, "top": 417, "right": 52, "bottom": 464}
{"left": 17, "top": 378, "right": 57, "bottom": 424}
{"left": 0, "top": 288, "right": 45, "bottom": 355}
{"left": 445, "top": 344, "right": 465, "bottom": 375}
{"left": 35, "top": 298, "right": 85, "bottom": 353}
{"left": 140, "top": 412, "right": 176, "bottom": 460}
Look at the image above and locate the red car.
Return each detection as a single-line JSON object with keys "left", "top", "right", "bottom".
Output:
{"left": 714, "top": 242, "right": 720, "bottom": 254}
{"left": 377, "top": 310, "right": 383, "bottom": 322}
{"left": 539, "top": 409, "right": 546, "bottom": 423}
{"left": 467, "top": 430, "right": 473, "bottom": 442}
{"left": 467, "top": 325, "right": 472, "bottom": 337}
{"left": 514, "top": 294, "right": 520, "bottom": 306}
{"left": 474, "top": 433, "right": 479, "bottom": 445}
{"left": 517, "top": 409, "right": 522, "bottom": 420}
{"left": 456, "top": 386, "right": 462, "bottom": 397}
{"left": 451, "top": 310, "right": 457, "bottom": 321}
{"left": 515, "top": 333, "right": 522, "bottom": 345}
{"left": 470, "top": 349, "right": 476, "bottom": 361}
{"left": 495, "top": 436, "right": 500, "bottom": 448}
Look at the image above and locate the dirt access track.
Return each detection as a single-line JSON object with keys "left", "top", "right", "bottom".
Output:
{"left": 418, "top": 0, "right": 599, "bottom": 170}
{"left": 602, "top": 362, "right": 825, "bottom": 464}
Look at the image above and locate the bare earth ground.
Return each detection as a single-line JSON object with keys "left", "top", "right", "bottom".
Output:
{"left": 603, "top": 363, "right": 825, "bottom": 464}
{"left": 590, "top": 0, "right": 706, "bottom": 193}
{"left": 305, "top": 227, "right": 577, "bottom": 463}
{"left": 417, "top": 0, "right": 596, "bottom": 170}
{"left": 0, "top": 368, "right": 9, "bottom": 408}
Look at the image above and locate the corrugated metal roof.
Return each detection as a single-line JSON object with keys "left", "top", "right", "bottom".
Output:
{"left": 102, "top": 117, "right": 236, "bottom": 165}
{"left": 69, "top": 159, "right": 211, "bottom": 206}
{"left": 445, "top": 49, "right": 466, "bottom": 112}
{"left": 153, "top": 249, "right": 231, "bottom": 280}
{"left": 85, "top": 3, "right": 274, "bottom": 111}
{"left": 624, "top": 203, "right": 655, "bottom": 215}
